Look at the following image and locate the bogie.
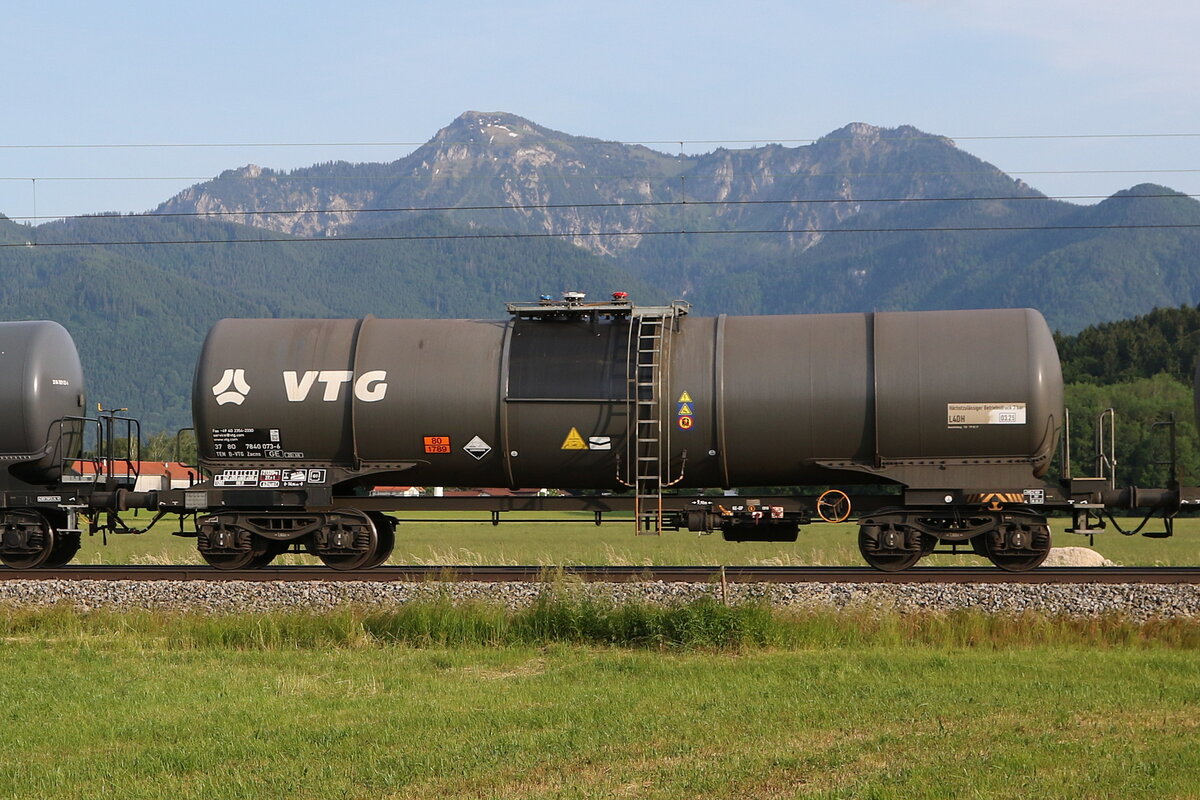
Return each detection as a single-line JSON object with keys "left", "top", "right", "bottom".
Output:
{"left": 977, "top": 522, "right": 1052, "bottom": 572}
{"left": 858, "top": 508, "right": 1051, "bottom": 573}
{"left": 0, "top": 510, "right": 63, "bottom": 570}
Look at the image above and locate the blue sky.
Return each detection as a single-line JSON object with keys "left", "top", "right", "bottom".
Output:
{"left": 2, "top": 0, "right": 1196, "bottom": 221}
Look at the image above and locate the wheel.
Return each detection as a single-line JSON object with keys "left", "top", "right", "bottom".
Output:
{"left": 0, "top": 511, "right": 59, "bottom": 570}
{"left": 858, "top": 523, "right": 933, "bottom": 572}
{"left": 245, "top": 539, "right": 290, "bottom": 569}
{"left": 199, "top": 525, "right": 271, "bottom": 570}
{"left": 981, "top": 522, "right": 1051, "bottom": 572}
{"left": 42, "top": 531, "right": 82, "bottom": 568}
{"left": 200, "top": 542, "right": 270, "bottom": 570}
{"left": 315, "top": 510, "right": 380, "bottom": 571}
{"left": 816, "top": 489, "right": 852, "bottom": 523}
{"left": 364, "top": 512, "right": 396, "bottom": 568}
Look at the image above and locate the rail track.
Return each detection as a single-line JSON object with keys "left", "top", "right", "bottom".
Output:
{"left": 2, "top": 565, "right": 1199, "bottom": 584}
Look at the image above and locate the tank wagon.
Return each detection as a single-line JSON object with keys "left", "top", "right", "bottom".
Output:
{"left": 0, "top": 321, "right": 144, "bottom": 569}
{"left": 0, "top": 296, "right": 1195, "bottom": 572}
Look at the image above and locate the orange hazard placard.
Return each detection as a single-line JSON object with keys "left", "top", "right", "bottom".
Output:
{"left": 423, "top": 435, "right": 451, "bottom": 454}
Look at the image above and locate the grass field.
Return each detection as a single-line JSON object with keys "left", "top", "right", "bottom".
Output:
{"left": 82, "top": 508, "right": 1200, "bottom": 567}
{"left": 2, "top": 604, "right": 1199, "bottom": 799}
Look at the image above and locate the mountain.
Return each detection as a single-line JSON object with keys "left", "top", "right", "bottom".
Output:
{"left": 152, "top": 112, "right": 1200, "bottom": 327}
{"left": 2, "top": 111, "right": 1199, "bottom": 432}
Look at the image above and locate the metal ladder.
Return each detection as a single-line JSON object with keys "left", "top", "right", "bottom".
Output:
{"left": 629, "top": 313, "right": 669, "bottom": 535}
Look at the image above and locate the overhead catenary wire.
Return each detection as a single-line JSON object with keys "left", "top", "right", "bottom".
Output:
{"left": 4, "top": 128, "right": 1197, "bottom": 226}
{"left": 3, "top": 168, "right": 1199, "bottom": 184}
{"left": 3, "top": 190, "right": 1197, "bottom": 224}
{"left": 2, "top": 131, "right": 1199, "bottom": 150}
{"left": 5, "top": 221, "right": 1200, "bottom": 249}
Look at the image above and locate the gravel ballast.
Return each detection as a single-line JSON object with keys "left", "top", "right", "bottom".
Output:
{"left": 2, "top": 578, "right": 1200, "bottom": 621}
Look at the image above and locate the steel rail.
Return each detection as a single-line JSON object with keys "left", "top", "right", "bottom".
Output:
{"left": 2, "top": 565, "right": 1200, "bottom": 584}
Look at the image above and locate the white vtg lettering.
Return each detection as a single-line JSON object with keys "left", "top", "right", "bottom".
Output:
{"left": 284, "top": 370, "right": 389, "bottom": 402}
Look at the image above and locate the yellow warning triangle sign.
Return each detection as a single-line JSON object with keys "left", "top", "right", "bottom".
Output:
{"left": 678, "top": 390, "right": 693, "bottom": 403}
{"left": 677, "top": 402, "right": 694, "bottom": 416}
{"left": 561, "top": 427, "right": 589, "bottom": 450}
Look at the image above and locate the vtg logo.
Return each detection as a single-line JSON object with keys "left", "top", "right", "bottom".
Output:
{"left": 212, "top": 368, "right": 251, "bottom": 405}
{"left": 212, "top": 369, "right": 390, "bottom": 405}
{"left": 284, "top": 370, "right": 389, "bottom": 402}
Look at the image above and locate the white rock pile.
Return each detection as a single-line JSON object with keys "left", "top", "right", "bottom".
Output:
{"left": 1040, "top": 546, "right": 1117, "bottom": 567}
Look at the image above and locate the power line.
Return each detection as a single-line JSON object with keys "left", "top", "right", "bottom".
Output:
{"left": 6, "top": 222, "right": 1199, "bottom": 249}
{"left": 1, "top": 132, "right": 1199, "bottom": 150}
{"left": 3, "top": 168, "right": 1199, "bottom": 184}
{"left": 4, "top": 191, "right": 1197, "bottom": 224}
{"left": 0, "top": 176, "right": 218, "bottom": 182}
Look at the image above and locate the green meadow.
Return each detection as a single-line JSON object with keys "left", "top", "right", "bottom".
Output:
{"left": 2, "top": 602, "right": 1199, "bottom": 799}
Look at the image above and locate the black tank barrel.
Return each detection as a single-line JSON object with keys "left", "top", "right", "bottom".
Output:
{"left": 193, "top": 308, "right": 1063, "bottom": 490}
{"left": 0, "top": 321, "right": 86, "bottom": 483}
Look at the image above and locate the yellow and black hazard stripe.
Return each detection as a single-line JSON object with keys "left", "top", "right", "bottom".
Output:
{"left": 965, "top": 492, "right": 1027, "bottom": 510}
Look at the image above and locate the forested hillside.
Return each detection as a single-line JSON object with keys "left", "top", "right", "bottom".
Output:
{"left": 1056, "top": 304, "right": 1200, "bottom": 385}
{"left": 1056, "top": 306, "right": 1200, "bottom": 487}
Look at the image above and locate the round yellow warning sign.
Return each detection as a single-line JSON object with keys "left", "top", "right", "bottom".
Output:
{"left": 677, "top": 416, "right": 694, "bottom": 430}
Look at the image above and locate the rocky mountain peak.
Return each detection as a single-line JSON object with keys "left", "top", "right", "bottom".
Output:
{"left": 435, "top": 111, "right": 543, "bottom": 146}
{"left": 216, "top": 163, "right": 268, "bottom": 180}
